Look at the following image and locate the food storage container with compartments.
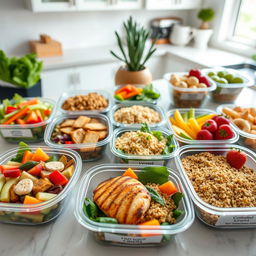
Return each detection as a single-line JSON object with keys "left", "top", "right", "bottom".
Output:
{"left": 44, "top": 113, "right": 112, "bottom": 162}
{"left": 202, "top": 68, "right": 253, "bottom": 103}
{"left": 0, "top": 98, "right": 55, "bottom": 143}
{"left": 57, "top": 90, "right": 112, "bottom": 114}
{"left": 164, "top": 72, "right": 216, "bottom": 108}
{"left": 0, "top": 146, "right": 82, "bottom": 225}
{"left": 175, "top": 144, "right": 256, "bottom": 229}
{"left": 110, "top": 127, "right": 179, "bottom": 166}
{"left": 74, "top": 164, "right": 194, "bottom": 247}
{"left": 109, "top": 102, "right": 166, "bottom": 129}
{"left": 217, "top": 104, "right": 256, "bottom": 151}
{"left": 167, "top": 108, "right": 239, "bottom": 145}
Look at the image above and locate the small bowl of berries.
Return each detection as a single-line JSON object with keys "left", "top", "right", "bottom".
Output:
{"left": 164, "top": 69, "right": 216, "bottom": 108}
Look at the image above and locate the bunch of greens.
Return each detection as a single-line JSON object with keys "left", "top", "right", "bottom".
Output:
{"left": 110, "top": 16, "right": 156, "bottom": 71}
{"left": 134, "top": 84, "right": 160, "bottom": 102}
{"left": 0, "top": 50, "right": 43, "bottom": 88}
{"left": 83, "top": 166, "right": 184, "bottom": 224}
{"left": 140, "top": 123, "right": 175, "bottom": 155}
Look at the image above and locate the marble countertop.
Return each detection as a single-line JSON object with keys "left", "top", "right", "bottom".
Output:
{"left": 41, "top": 44, "right": 250, "bottom": 71}
{"left": 0, "top": 80, "right": 256, "bottom": 256}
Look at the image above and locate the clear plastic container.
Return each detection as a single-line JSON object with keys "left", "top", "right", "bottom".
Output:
{"left": 0, "top": 146, "right": 82, "bottom": 225}
{"left": 109, "top": 102, "right": 166, "bottom": 129}
{"left": 217, "top": 104, "right": 256, "bottom": 151}
{"left": 57, "top": 89, "right": 112, "bottom": 114}
{"left": 163, "top": 72, "right": 216, "bottom": 108}
{"left": 74, "top": 164, "right": 194, "bottom": 247}
{"left": 0, "top": 98, "right": 55, "bottom": 143}
{"left": 175, "top": 144, "right": 256, "bottom": 228}
{"left": 167, "top": 108, "right": 239, "bottom": 145}
{"left": 202, "top": 68, "right": 253, "bottom": 103}
{"left": 110, "top": 127, "right": 179, "bottom": 166}
{"left": 113, "top": 86, "right": 161, "bottom": 105}
{"left": 44, "top": 113, "right": 112, "bottom": 162}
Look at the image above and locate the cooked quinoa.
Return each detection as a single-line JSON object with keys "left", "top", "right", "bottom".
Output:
{"left": 182, "top": 152, "right": 256, "bottom": 208}
{"left": 115, "top": 131, "right": 167, "bottom": 155}
{"left": 139, "top": 183, "right": 177, "bottom": 224}
{"left": 114, "top": 105, "right": 161, "bottom": 124}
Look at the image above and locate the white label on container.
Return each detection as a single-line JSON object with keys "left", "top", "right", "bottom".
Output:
{"left": 1, "top": 128, "right": 33, "bottom": 138}
{"left": 104, "top": 233, "right": 163, "bottom": 244}
{"left": 216, "top": 215, "right": 256, "bottom": 226}
{"left": 128, "top": 160, "right": 165, "bottom": 166}
{"left": 219, "top": 88, "right": 241, "bottom": 95}
{"left": 180, "top": 93, "right": 205, "bottom": 100}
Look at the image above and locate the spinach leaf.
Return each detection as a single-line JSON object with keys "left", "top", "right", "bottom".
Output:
{"left": 83, "top": 198, "right": 99, "bottom": 219}
{"left": 140, "top": 123, "right": 151, "bottom": 133}
{"left": 151, "top": 131, "right": 163, "bottom": 141}
{"left": 173, "top": 209, "right": 184, "bottom": 219}
{"left": 146, "top": 186, "right": 165, "bottom": 206}
{"left": 172, "top": 192, "right": 183, "bottom": 208}
{"left": 162, "top": 135, "right": 175, "bottom": 155}
{"left": 138, "top": 166, "right": 169, "bottom": 185}
{"left": 95, "top": 217, "right": 118, "bottom": 224}
{"left": 11, "top": 141, "right": 30, "bottom": 162}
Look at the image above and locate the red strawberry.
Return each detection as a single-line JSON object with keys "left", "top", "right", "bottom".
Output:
{"left": 198, "top": 76, "right": 211, "bottom": 87}
{"left": 189, "top": 69, "right": 201, "bottom": 78}
{"left": 202, "top": 119, "right": 218, "bottom": 133}
{"left": 213, "top": 116, "right": 230, "bottom": 127}
{"left": 215, "top": 124, "right": 234, "bottom": 140}
{"left": 226, "top": 150, "right": 247, "bottom": 169}
{"left": 197, "top": 130, "right": 213, "bottom": 140}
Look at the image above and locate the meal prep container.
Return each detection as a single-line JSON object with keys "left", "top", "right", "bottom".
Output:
{"left": 164, "top": 72, "right": 216, "bottom": 108}
{"left": 110, "top": 127, "right": 179, "bottom": 166}
{"left": 202, "top": 68, "right": 253, "bottom": 103}
{"left": 74, "top": 164, "right": 194, "bottom": 247}
{"left": 167, "top": 108, "right": 239, "bottom": 145}
{"left": 109, "top": 102, "right": 166, "bottom": 129}
{"left": 113, "top": 86, "right": 161, "bottom": 105}
{"left": 175, "top": 144, "right": 256, "bottom": 229}
{"left": 44, "top": 113, "right": 112, "bottom": 162}
{"left": 217, "top": 104, "right": 256, "bottom": 151}
{"left": 57, "top": 89, "right": 112, "bottom": 114}
{"left": 0, "top": 98, "right": 55, "bottom": 143}
{"left": 0, "top": 146, "right": 82, "bottom": 225}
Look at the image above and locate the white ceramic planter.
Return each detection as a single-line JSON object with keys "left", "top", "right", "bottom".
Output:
{"left": 193, "top": 29, "right": 213, "bottom": 49}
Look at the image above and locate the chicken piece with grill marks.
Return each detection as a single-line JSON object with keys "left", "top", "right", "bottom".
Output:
{"left": 93, "top": 176, "right": 151, "bottom": 224}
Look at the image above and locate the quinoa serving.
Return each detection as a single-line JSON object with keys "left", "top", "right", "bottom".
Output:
{"left": 115, "top": 131, "right": 167, "bottom": 155}
{"left": 114, "top": 105, "right": 161, "bottom": 124}
{"left": 181, "top": 152, "right": 256, "bottom": 208}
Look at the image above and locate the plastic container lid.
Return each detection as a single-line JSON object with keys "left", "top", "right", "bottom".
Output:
{"left": 74, "top": 163, "right": 194, "bottom": 235}
{"left": 216, "top": 104, "right": 256, "bottom": 139}
{"left": 175, "top": 144, "right": 256, "bottom": 216}
{"left": 0, "top": 146, "right": 82, "bottom": 213}
{"left": 167, "top": 108, "right": 239, "bottom": 144}
{"left": 44, "top": 113, "right": 112, "bottom": 150}
{"left": 109, "top": 102, "right": 166, "bottom": 128}
{"left": 110, "top": 127, "right": 179, "bottom": 161}
{"left": 163, "top": 72, "right": 217, "bottom": 93}
{"left": 202, "top": 68, "right": 253, "bottom": 88}
{"left": 57, "top": 89, "right": 112, "bottom": 114}
{"left": 0, "top": 97, "right": 56, "bottom": 129}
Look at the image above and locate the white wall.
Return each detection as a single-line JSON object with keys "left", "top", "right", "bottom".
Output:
{"left": 0, "top": 0, "right": 189, "bottom": 55}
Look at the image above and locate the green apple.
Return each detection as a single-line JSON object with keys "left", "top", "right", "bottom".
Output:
{"left": 218, "top": 78, "right": 228, "bottom": 84}
{"left": 211, "top": 75, "right": 219, "bottom": 82}
{"left": 217, "top": 71, "right": 227, "bottom": 77}
{"left": 224, "top": 74, "right": 234, "bottom": 83}
{"left": 231, "top": 77, "right": 244, "bottom": 83}
{"left": 208, "top": 71, "right": 216, "bottom": 77}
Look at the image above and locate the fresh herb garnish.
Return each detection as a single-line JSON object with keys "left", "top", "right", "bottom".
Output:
{"left": 146, "top": 186, "right": 166, "bottom": 206}
{"left": 172, "top": 192, "right": 183, "bottom": 208}
{"left": 151, "top": 131, "right": 163, "bottom": 141}
{"left": 140, "top": 123, "right": 151, "bottom": 133}
{"left": 138, "top": 166, "right": 169, "bottom": 185}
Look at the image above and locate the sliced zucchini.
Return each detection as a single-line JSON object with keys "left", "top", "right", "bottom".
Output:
{"left": 20, "top": 171, "right": 38, "bottom": 182}
{"left": 19, "top": 161, "right": 39, "bottom": 171}
{"left": 36, "top": 192, "right": 57, "bottom": 201}
{"left": 62, "top": 165, "right": 74, "bottom": 179}
{"left": 0, "top": 178, "right": 19, "bottom": 202}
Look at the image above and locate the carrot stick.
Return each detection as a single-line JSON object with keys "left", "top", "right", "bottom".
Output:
{"left": 18, "top": 99, "right": 38, "bottom": 109}
{"left": 3, "top": 108, "right": 29, "bottom": 125}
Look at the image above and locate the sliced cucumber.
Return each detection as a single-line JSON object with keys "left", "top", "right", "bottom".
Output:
{"left": 0, "top": 178, "right": 19, "bottom": 202}
{"left": 19, "top": 161, "right": 39, "bottom": 171}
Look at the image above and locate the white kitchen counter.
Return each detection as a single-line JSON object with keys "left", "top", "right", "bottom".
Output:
{"left": 41, "top": 44, "right": 250, "bottom": 71}
{"left": 0, "top": 80, "right": 256, "bottom": 256}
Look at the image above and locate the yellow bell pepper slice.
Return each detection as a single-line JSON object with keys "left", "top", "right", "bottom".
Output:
{"left": 188, "top": 118, "right": 201, "bottom": 134}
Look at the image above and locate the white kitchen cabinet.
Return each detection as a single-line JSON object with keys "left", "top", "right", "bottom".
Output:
{"left": 146, "top": 0, "right": 202, "bottom": 10}
{"left": 26, "top": 0, "right": 77, "bottom": 12}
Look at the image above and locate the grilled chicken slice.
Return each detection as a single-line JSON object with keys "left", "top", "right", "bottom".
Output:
{"left": 93, "top": 176, "right": 151, "bottom": 224}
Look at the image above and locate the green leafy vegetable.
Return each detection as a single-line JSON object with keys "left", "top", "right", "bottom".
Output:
{"left": 161, "top": 222, "right": 172, "bottom": 241}
{"left": 11, "top": 141, "right": 30, "bottom": 162}
{"left": 173, "top": 209, "right": 184, "bottom": 219}
{"left": 95, "top": 217, "right": 118, "bottom": 224}
{"left": 140, "top": 123, "right": 151, "bottom": 133}
{"left": 146, "top": 186, "right": 165, "bottom": 206}
{"left": 135, "top": 84, "right": 160, "bottom": 102}
{"left": 83, "top": 198, "right": 99, "bottom": 219}
{"left": 46, "top": 155, "right": 59, "bottom": 162}
{"left": 162, "top": 135, "right": 175, "bottom": 155}
{"left": 138, "top": 166, "right": 169, "bottom": 185}
{"left": 172, "top": 192, "right": 183, "bottom": 208}
{"left": 151, "top": 131, "right": 163, "bottom": 141}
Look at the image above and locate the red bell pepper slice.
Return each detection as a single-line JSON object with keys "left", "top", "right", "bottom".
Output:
{"left": 26, "top": 111, "right": 39, "bottom": 124}
{"left": 64, "top": 141, "right": 73, "bottom": 144}
{"left": 49, "top": 170, "right": 68, "bottom": 186}
{"left": 28, "top": 163, "right": 43, "bottom": 176}
{"left": 6, "top": 106, "right": 18, "bottom": 114}
{"left": 44, "top": 109, "right": 52, "bottom": 116}
{"left": 35, "top": 110, "right": 44, "bottom": 123}
{"left": 3, "top": 169, "right": 21, "bottom": 178}
{"left": 0, "top": 165, "right": 20, "bottom": 173}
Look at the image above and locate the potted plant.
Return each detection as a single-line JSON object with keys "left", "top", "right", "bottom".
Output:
{"left": 111, "top": 17, "right": 156, "bottom": 86}
{"left": 193, "top": 8, "right": 215, "bottom": 49}
{"left": 0, "top": 50, "right": 43, "bottom": 100}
